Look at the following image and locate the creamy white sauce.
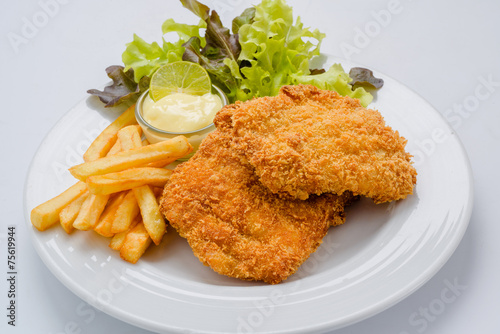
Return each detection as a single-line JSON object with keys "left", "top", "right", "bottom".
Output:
{"left": 142, "top": 92, "right": 222, "bottom": 132}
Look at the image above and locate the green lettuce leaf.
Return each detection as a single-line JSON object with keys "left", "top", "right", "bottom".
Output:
{"left": 225, "top": 0, "right": 324, "bottom": 101}
{"left": 90, "top": 0, "right": 377, "bottom": 108}
{"left": 226, "top": 0, "right": 373, "bottom": 106}
{"left": 295, "top": 64, "right": 373, "bottom": 107}
{"left": 122, "top": 34, "right": 174, "bottom": 83}
{"left": 121, "top": 16, "right": 206, "bottom": 83}
{"left": 232, "top": 7, "right": 256, "bottom": 34}
{"left": 161, "top": 18, "right": 206, "bottom": 43}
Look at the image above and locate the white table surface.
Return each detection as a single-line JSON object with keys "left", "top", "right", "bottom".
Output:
{"left": 2, "top": 0, "right": 499, "bottom": 333}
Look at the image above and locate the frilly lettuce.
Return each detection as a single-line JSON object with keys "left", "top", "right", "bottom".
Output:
{"left": 122, "top": 18, "right": 206, "bottom": 83}
{"left": 295, "top": 64, "right": 373, "bottom": 107}
{"left": 226, "top": 0, "right": 372, "bottom": 106}
{"left": 88, "top": 0, "right": 378, "bottom": 107}
{"left": 227, "top": 0, "right": 323, "bottom": 101}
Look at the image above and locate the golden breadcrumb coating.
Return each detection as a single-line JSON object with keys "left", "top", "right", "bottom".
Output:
{"left": 214, "top": 84, "right": 417, "bottom": 203}
{"left": 160, "top": 131, "right": 355, "bottom": 284}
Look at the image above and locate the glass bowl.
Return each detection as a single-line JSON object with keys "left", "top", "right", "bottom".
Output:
{"left": 135, "top": 85, "right": 228, "bottom": 161}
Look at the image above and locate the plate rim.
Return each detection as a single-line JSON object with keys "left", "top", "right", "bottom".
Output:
{"left": 23, "top": 55, "right": 474, "bottom": 334}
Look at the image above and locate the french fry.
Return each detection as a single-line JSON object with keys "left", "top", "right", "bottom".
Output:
{"left": 107, "top": 139, "right": 122, "bottom": 156}
{"left": 33, "top": 100, "right": 178, "bottom": 264}
{"left": 31, "top": 181, "right": 88, "bottom": 231}
{"left": 91, "top": 130, "right": 130, "bottom": 235}
{"left": 94, "top": 131, "right": 132, "bottom": 230}
{"left": 109, "top": 215, "right": 140, "bottom": 250}
{"left": 146, "top": 159, "right": 174, "bottom": 168}
{"left": 117, "top": 125, "right": 143, "bottom": 150}
{"left": 110, "top": 190, "right": 140, "bottom": 233}
{"left": 86, "top": 167, "right": 172, "bottom": 195}
{"left": 133, "top": 185, "right": 166, "bottom": 245}
{"left": 83, "top": 104, "right": 137, "bottom": 162}
{"left": 59, "top": 191, "right": 89, "bottom": 234}
{"left": 120, "top": 222, "right": 152, "bottom": 263}
{"left": 141, "top": 133, "right": 174, "bottom": 168}
{"left": 70, "top": 136, "right": 192, "bottom": 181}
{"left": 73, "top": 194, "right": 110, "bottom": 231}
{"left": 93, "top": 192, "right": 127, "bottom": 237}
{"left": 96, "top": 125, "right": 142, "bottom": 235}
{"left": 98, "top": 124, "right": 143, "bottom": 234}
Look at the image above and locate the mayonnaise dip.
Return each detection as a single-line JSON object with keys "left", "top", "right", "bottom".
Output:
{"left": 142, "top": 92, "right": 223, "bottom": 133}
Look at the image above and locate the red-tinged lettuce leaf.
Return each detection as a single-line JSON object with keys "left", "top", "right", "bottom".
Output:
{"left": 349, "top": 67, "right": 384, "bottom": 89}
{"left": 87, "top": 66, "right": 149, "bottom": 107}
{"left": 180, "top": 0, "right": 210, "bottom": 21}
{"left": 181, "top": 0, "right": 240, "bottom": 62}
{"left": 180, "top": 0, "right": 241, "bottom": 102}
{"left": 309, "top": 68, "right": 326, "bottom": 75}
{"left": 183, "top": 36, "right": 238, "bottom": 99}
{"left": 205, "top": 10, "right": 240, "bottom": 63}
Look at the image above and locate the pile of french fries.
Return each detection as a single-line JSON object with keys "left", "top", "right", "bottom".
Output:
{"left": 30, "top": 105, "right": 193, "bottom": 263}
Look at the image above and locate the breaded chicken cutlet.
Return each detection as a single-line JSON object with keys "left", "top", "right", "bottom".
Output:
{"left": 214, "top": 85, "right": 417, "bottom": 204}
{"left": 160, "top": 131, "right": 356, "bottom": 284}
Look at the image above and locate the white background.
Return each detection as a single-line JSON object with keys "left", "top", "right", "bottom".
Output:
{"left": 1, "top": 0, "right": 499, "bottom": 333}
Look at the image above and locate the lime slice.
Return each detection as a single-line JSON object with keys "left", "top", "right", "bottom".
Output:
{"left": 150, "top": 61, "right": 212, "bottom": 101}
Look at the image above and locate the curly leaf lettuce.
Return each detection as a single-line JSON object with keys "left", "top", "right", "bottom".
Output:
{"left": 122, "top": 19, "right": 206, "bottom": 83}
{"left": 89, "top": 0, "right": 376, "bottom": 107}
{"left": 295, "top": 64, "right": 373, "bottom": 107}
{"left": 90, "top": 9, "right": 207, "bottom": 106}
{"left": 232, "top": 7, "right": 256, "bottom": 34}
{"left": 226, "top": 0, "right": 372, "bottom": 106}
{"left": 224, "top": 0, "right": 321, "bottom": 101}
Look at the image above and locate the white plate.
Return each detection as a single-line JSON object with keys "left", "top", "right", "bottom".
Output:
{"left": 24, "top": 58, "right": 473, "bottom": 334}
